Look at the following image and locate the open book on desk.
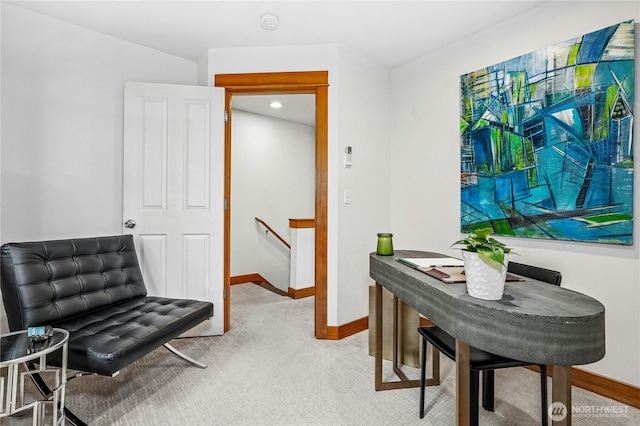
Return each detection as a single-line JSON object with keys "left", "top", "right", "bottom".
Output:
{"left": 424, "top": 267, "right": 524, "bottom": 283}
{"left": 396, "top": 257, "right": 464, "bottom": 269}
{"left": 397, "top": 258, "right": 524, "bottom": 284}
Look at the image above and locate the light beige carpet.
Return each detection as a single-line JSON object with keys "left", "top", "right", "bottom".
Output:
{"left": 4, "top": 283, "right": 639, "bottom": 425}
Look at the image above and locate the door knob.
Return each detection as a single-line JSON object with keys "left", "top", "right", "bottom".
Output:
{"left": 124, "top": 219, "right": 136, "bottom": 229}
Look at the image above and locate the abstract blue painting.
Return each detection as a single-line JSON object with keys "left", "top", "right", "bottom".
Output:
{"left": 460, "top": 20, "right": 635, "bottom": 245}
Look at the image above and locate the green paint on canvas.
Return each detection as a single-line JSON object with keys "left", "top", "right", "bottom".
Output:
{"left": 575, "top": 64, "right": 595, "bottom": 88}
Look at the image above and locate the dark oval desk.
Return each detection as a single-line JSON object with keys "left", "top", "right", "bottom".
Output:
{"left": 370, "top": 250, "right": 605, "bottom": 426}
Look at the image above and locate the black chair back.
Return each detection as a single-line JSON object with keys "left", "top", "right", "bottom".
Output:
{"left": 508, "top": 261, "right": 562, "bottom": 286}
{"left": 1, "top": 235, "right": 146, "bottom": 331}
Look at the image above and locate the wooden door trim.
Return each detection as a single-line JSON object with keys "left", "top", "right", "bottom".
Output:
{"left": 215, "top": 71, "right": 328, "bottom": 87}
{"left": 215, "top": 71, "right": 329, "bottom": 339}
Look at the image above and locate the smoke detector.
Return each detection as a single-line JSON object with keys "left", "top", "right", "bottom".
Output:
{"left": 260, "top": 14, "right": 280, "bottom": 31}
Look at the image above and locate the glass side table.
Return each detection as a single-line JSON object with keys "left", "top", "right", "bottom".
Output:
{"left": 1, "top": 328, "right": 69, "bottom": 425}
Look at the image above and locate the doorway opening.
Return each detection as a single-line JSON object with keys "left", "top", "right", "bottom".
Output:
{"left": 215, "top": 71, "right": 329, "bottom": 339}
{"left": 230, "top": 93, "right": 314, "bottom": 299}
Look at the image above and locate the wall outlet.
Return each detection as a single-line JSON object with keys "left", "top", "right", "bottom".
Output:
{"left": 344, "top": 189, "right": 352, "bottom": 204}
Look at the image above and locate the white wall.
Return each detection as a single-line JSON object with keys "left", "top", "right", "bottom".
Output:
{"left": 390, "top": 1, "right": 640, "bottom": 386}
{"left": 0, "top": 4, "right": 197, "bottom": 243}
{"left": 207, "top": 44, "right": 391, "bottom": 326}
{"left": 197, "top": 52, "right": 209, "bottom": 86}
{"left": 230, "top": 110, "right": 315, "bottom": 291}
{"left": 336, "top": 45, "right": 391, "bottom": 324}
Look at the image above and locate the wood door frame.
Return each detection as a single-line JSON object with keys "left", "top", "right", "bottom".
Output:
{"left": 215, "top": 71, "right": 329, "bottom": 339}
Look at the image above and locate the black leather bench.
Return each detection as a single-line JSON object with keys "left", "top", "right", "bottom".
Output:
{"left": 1, "top": 234, "right": 214, "bottom": 423}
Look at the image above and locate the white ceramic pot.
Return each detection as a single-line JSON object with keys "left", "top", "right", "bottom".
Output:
{"left": 461, "top": 251, "right": 509, "bottom": 300}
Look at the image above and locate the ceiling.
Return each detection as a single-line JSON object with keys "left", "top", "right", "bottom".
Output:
{"left": 7, "top": 0, "right": 549, "bottom": 124}
{"left": 8, "top": 0, "right": 548, "bottom": 69}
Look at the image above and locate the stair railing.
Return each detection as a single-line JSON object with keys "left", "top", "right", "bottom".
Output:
{"left": 255, "top": 217, "right": 291, "bottom": 250}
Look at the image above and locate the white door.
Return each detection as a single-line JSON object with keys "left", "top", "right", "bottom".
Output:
{"left": 123, "top": 82, "right": 224, "bottom": 336}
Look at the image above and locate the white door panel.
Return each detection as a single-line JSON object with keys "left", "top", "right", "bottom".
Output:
{"left": 124, "top": 82, "right": 224, "bottom": 336}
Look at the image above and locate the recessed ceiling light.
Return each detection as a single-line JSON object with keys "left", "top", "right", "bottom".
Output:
{"left": 269, "top": 101, "right": 283, "bottom": 109}
{"left": 260, "top": 14, "right": 280, "bottom": 31}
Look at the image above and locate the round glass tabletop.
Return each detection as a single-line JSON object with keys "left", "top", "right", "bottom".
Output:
{"left": 1, "top": 328, "right": 69, "bottom": 365}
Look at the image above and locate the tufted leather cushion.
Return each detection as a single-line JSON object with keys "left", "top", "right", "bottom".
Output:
{"left": 50, "top": 296, "right": 213, "bottom": 375}
{"left": 1, "top": 235, "right": 214, "bottom": 375}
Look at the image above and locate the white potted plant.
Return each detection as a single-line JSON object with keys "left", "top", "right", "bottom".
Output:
{"left": 452, "top": 228, "right": 513, "bottom": 300}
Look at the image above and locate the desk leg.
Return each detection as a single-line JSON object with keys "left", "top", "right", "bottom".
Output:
{"left": 375, "top": 282, "right": 384, "bottom": 390}
{"left": 456, "top": 339, "right": 471, "bottom": 426}
{"left": 374, "top": 282, "right": 423, "bottom": 390}
{"left": 552, "top": 365, "right": 572, "bottom": 426}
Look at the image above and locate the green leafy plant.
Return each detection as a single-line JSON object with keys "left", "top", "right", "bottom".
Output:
{"left": 451, "top": 227, "right": 512, "bottom": 266}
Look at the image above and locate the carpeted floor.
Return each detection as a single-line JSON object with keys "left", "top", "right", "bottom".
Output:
{"left": 4, "top": 283, "right": 639, "bottom": 425}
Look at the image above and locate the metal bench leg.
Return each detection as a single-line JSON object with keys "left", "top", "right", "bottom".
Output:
{"left": 163, "top": 343, "right": 207, "bottom": 369}
{"left": 26, "top": 362, "right": 88, "bottom": 426}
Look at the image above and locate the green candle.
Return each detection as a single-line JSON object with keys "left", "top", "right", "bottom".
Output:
{"left": 376, "top": 233, "right": 394, "bottom": 255}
